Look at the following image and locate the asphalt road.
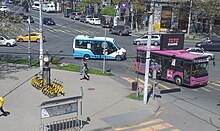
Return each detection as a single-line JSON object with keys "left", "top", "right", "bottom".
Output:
{"left": 0, "top": 5, "right": 220, "bottom": 130}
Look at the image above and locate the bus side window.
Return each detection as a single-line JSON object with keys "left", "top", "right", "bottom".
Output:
{"left": 107, "top": 41, "right": 117, "bottom": 54}
{"left": 76, "top": 40, "right": 87, "bottom": 49}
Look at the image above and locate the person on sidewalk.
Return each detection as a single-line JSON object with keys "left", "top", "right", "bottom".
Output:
{"left": 80, "top": 58, "right": 87, "bottom": 75}
{"left": 0, "top": 96, "right": 7, "bottom": 116}
{"left": 80, "top": 61, "right": 90, "bottom": 80}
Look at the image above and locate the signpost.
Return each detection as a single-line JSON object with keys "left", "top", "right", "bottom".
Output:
{"left": 102, "top": 29, "right": 108, "bottom": 73}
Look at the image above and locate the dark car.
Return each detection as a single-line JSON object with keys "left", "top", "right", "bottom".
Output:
{"left": 43, "top": 17, "right": 56, "bottom": 25}
{"left": 109, "top": 25, "right": 131, "bottom": 36}
{"left": 195, "top": 37, "right": 220, "bottom": 51}
{"left": 79, "top": 15, "right": 86, "bottom": 23}
{"left": 23, "top": 15, "right": 34, "bottom": 23}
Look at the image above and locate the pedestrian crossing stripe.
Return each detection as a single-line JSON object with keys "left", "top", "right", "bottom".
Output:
{"left": 114, "top": 119, "right": 163, "bottom": 131}
{"left": 121, "top": 77, "right": 151, "bottom": 87}
{"left": 206, "top": 85, "right": 220, "bottom": 91}
{"left": 135, "top": 123, "right": 173, "bottom": 131}
{"left": 201, "top": 87, "right": 212, "bottom": 92}
{"left": 192, "top": 89, "right": 199, "bottom": 91}
{"left": 208, "top": 81, "right": 220, "bottom": 87}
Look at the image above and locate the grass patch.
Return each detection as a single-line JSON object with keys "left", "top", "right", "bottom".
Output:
{"left": 127, "top": 93, "right": 143, "bottom": 100}
{"left": 53, "top": 64, "right": 114, "bottom": 76}
{"left": 0, "top": 58, "right": 114, "bottom": 76}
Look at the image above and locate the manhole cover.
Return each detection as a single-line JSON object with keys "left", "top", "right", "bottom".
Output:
{"left": 88, "top": 88, "right": 95, "bottom": 90}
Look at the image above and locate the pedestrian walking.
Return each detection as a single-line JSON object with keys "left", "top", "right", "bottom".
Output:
{"left": 80, "top": 61, "right": 90, "bottom": 80}
{"left": 0, "top": 96, "right": 7, "bottom": 116}
{"left": 80, "top": 58, "right": 87, "bottom": 75}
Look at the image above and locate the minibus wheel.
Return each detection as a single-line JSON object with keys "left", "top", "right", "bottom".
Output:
{"left": 115, "top": 55, "right": 122, "bottom": 61}
{"left": 84, "top": 54, "right": 90, "bottom": 60}
{"left": 174, "top": 76, "right": 182, "bottom": 86}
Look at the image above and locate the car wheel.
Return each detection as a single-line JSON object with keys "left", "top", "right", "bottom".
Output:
{"left": 83, "top": 54, "right": 90, "bottom": 60}
{"left": 109, "top": 30, "right": 112, "bottom": 34}
{"left": 154, "top": 42, "right": 159, "bottom": 46}
{"left": 6, "top": 43, "right": 11, "bottom": 47}
{"left": 136, "top": 41, "right": 141, "bottom": 45}
{"left": 115, "top": 55, "right": 122, "bottom": 61}
{"left": 119, "top": 31, "right": 122, "bottom": 36}
{"left": 175, "top": 76, "right": 182, "bottom": 86}
{"left": 18, "top": 38, "right": 23, "bottom": 42}
{"left": 36, "top": 38, "right": 40, "bottom": 43}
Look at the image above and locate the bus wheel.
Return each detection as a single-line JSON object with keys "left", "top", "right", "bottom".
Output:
{"left": 83, "top": 54, "right": 90, "bottom": 60}
{"left": 175, "top": 76, "right": 182, "bottom": 86}
{"left": 115, "top": 55, "right": 122, "bottom": 61}
{"left": 136, "top": 41, "right": 141, "bottom": 45}
{"left": 119, "top": 31, "right": 122, "bottom": 36}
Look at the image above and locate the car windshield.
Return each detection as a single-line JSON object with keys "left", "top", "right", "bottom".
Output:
{"left": 113, "top": 40, "right": 121, "bottom": 50}
{"left": 3, "top": 35, "right": 10, "bottom": 39}
{"left": 192, "top": 62, "right": 208, "bottom": 78}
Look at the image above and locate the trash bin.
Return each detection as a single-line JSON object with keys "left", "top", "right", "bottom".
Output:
{"left": 132, "top": 82, "right": 138, "bottom": 91}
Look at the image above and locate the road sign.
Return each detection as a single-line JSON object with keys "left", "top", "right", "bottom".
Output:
{"left": 101, "top": 42, "right": 108, "bottom": 49}
{"left": 144, "top": 17, "right": 148, "bottom": 21}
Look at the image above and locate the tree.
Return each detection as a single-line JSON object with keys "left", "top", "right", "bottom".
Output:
{"left": 100, "top": 6, "right": 116, "bottom": 16}
{"left": 193, "top": 0, "right": 220, "bottom": 35}
{"left": 131, "top": 0, "right": 145, "bottom": 31}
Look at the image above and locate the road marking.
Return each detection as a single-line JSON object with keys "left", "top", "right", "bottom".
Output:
{"left": 206, "top": 85, "right": 220, "bottom": 91}
{"left": 58, "top": 29, "right": 66, "bottom": 33}
{"left": 170, "top": 129, "right": 181, "bottom": 131}
{"left": 122, "top": 77, "right": 135, "bottom": 83}
{"left": 135, "top": 123, "right": 173, "bottom": 131}
{"left": 114, "top": 119, "right": 163, "bottom": 131}
{"left": 209, "top": 81, "right": 220, "bottom": 87}
{"left": 201, "top": 87, "right": 212, "bottom": 92}
{"left": 62, "top": 29, "right": 71, "bottom": 32}
{"left": 75, "top": 29, "right": 84, "bottom": 33}
{"left": 192, "top": 89, "right": 199, "bottom": 91}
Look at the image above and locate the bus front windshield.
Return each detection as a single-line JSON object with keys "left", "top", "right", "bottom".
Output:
{"left": 192, "top": 62, "right": 208, "bottom": 78}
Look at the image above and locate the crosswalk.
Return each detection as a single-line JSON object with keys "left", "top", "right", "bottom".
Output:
{"left": 26, "top": 27, "right": 101, "bottom": 35}
{"left": 114, "top": 118, "right": 180, "bottom": 131}
{"left": 121, "top": 77, "right": 220, "bottom": 93}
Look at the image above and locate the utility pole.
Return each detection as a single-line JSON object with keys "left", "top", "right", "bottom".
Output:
{"left": 187, "top": 0, "right": 192, "bottom": 35}
{"left": 143, "top": 1, "right": 154, "bottom": 104}
{"left": 102, "top": 28, "right": 107, "bottom": 73}
{"left": 130, "top": 3, "right": 134, "bottom": 30}
{"left": 27, "top": 4, "right": 31, "bottom": 68}
{"left": 39, "top": 0, "right": 44, "bottom": 78}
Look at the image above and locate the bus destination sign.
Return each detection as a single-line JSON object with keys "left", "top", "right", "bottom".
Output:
{"left": 160, "top": 33, "right": 184, "bottom": 50}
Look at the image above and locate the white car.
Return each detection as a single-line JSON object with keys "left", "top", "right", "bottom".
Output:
{"left": 89, "top": 18, "right": 101, "bottom": 25}
{"left": 0, "top": 6, "right": 10, "bottom": 12}
{"left": 133, "top": 34, "right": 160, "bottom": 46}
{"left": 0, "top": 35, "right": 16, "bottom": 47}
{"left": 85, "top": 15, "right": 92, "bottom": 23}
{"left": 186, "top": 47, "right": 215, "bottom": 60}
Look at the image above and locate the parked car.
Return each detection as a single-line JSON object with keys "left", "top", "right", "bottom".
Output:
{"left": 133, "top": 34, "right": 161, "bottom": 46}
{"left": 109, "top": 25, "right": 132, "bottom": 36}
{"left": 89, "top": 18, "right": 101, "bottom": 25}
{"left": 16, "top": 32, "right": 46, "bottom": 42}
{"left": 79, "top": 15, "right": 86, "bottom": 23}
{"left": 32, "top": 1, "right": 40, "bottom": 10}
{"left": 195, "top": 37, "right": 220, "bottom": 51}
{"left": 23, "top": 15, "right": 34, "bottom": 23}
{"left": 69, "top": 12, "right": 81, "bottom": 20}
{"left": 85, "top": 15, "right": 92, "bottom": 23}
{"left": 43, "top": 17, "right": 55, "bottom": 25}
{"left": 186, "top": 47, "right": 215, "bottom": 60}
{"left": 0, "top": 35, "right": 16, "bottom": 47}
{"left": 0, "top": 6, "right": 10, "bottom": 12}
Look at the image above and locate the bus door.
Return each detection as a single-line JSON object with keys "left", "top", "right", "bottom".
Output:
{"left": 161, "top": 58, "right": 168, "bottom": 78}
{"left": 183, "top": 62, "right": 191, "bottom": 85}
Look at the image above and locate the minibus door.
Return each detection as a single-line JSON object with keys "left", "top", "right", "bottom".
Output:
{"left": 90, "top": 42, "right": 102, "bottom": 59}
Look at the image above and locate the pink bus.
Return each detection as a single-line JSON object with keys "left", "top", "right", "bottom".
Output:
{"left": 135, "top": 46, "right": 209, "bottom": 87}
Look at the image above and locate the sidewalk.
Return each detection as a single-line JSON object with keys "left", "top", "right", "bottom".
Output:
{"left": 0, "top": 63, "right": 159, "bottom": 131}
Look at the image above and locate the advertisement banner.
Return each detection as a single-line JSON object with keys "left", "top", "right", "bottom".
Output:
{"left": 160, "top": 34, "right": 184, "bottom": 50}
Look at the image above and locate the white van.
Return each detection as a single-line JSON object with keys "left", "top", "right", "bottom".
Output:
{"left": 42, "top": 3, "right": 56, "bottom": 13}
{"left": 32, "top": 1, "right": 40, "bottom": 11}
